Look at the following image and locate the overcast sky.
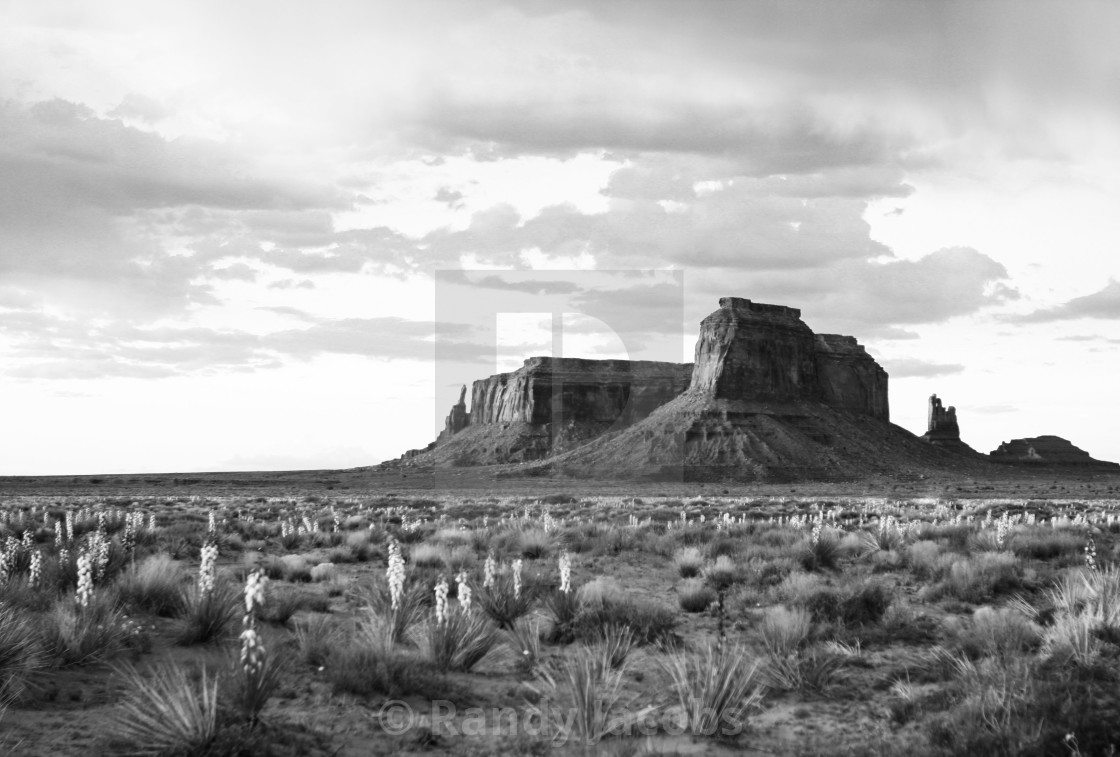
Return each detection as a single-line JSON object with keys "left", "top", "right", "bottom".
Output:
{"left": 2, "top": 0, "right": 1119, "bottom": 474}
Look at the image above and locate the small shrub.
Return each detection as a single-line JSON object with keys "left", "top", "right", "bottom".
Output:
{"left": 309, "top": 563, "right": 337, "bottom": 583}
{"left": 0, "top": 603, "right": 46, "bottom": 706}
{"left": 279, "top": 555, "right": 312, "bottom": 583}
{"left": 703, "top": 555, "right": 739, "bottom": 590}
{"left": 907, "top": 540, "right": 943, "bottom": 578}
{"left": 660, "top": 641, "right": 763, "bottom": 737}
{"left": 802, "top": 588, "right": 843, "bottom": 624}
{"left": 576, "top": 576, "right": 624, "bottom": 607}
{"left": 442, "top": 545, "right": 476, "bottom": 573}
{"left": 109, "top": 662, "right": 220, "bottom": 756}
{"left": 328, "top": 645, "right": 448, "bottom": 700}
{"left": 176, "top": 583, "right": 239, "bottom": 645}
{"left": 775, "top": 571, "right": 824, "bottom": 604}
{"left": 673, "top": 547, "right": 705, "bottom": 578}
{"left": 931, "top": 552, "right": 1024, "bottom": 604}
{"left": 573, "top": 597, "right": 679, "bottom": 646}
{"left": 518, "top": 529, "right": 552, "bottom": 559}
{"left": 410, "top": 543, "right": 447, "bottom": 569}
{"left": 293, "top": 614, "right": 341, "bottom": 667}
{"left": 117, "top": 554, "right": 186, "bottom": 617}
{"left": 678, "top": 578, "right": 716, "bottom": 613}
{"left": 761, "top": 606, "right": 811, "bottom": 657}
{"left": 840, "top": 582, "right": 893, "bottom": 626}
{"left": 800, "top": 530, "right": 842, "bottom": 572}
{"left": 1011, "top": 531, "right": 1084, "bottom": 563}
{"left": 948, "top": 606, "right": 1041, "bottom": 659}
{"left": 42, "top": 593, "right": 129, "bottom": 666}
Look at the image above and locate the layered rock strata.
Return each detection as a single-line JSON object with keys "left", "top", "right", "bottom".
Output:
{"left": 467, "top": 357, "right": 692, "bottom": 427}
{"left": 400, "top": 297, "right": 904, "bottom": 476}
{"left": 990, "top": 436, "right": 1118, "bottom": 468}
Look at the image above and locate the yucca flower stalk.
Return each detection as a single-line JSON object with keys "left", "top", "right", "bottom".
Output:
{"left": 76, "top": 551, "right": 93, "bottom": 609}
{"left": 236, "top": 569, "right": 278, "bottom": 727}
{"left": 198, "top": 543, "right": 218, "bottom": 597}
{"left": 483, "top": 549, "right": 497, "bottom": 590}
{"left": 28, "top": 549, "right": 41, "bottom": 589}
{"left": 559, "top": 551, "right": 572, "bottom": 594}
{"left": 434, "top": 575, "right": 449, "bottom": 624}
{"left": 387, "top": 539, "right": 405, "bottom": 611}
{"left": 512, "top": 558, "right": 523, "bottom": 600}
{"left": 456, "top": 570, "right": 471, "bottom": 612}
{"left": 1085, "top": 537, "right": 1098, "bottom": 571}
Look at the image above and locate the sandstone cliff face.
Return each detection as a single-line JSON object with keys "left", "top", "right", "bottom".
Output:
{"left": 814, "top": 334, "right": 889, "bottom": 421}
{"left": 690, "top": 298, "right": 822, "bottom": 402}
{"left": 688, "top": 297, "right": 888, "bottom": 420}
{"left": 469, "top": 357, "right": 692, "bottom": 427}
{"left": 398, "top": 296, "right": 900, "bottom": 474}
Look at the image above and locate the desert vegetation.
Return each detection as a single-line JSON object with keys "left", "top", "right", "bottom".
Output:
{"left": 1, "top": 492, "right": 1120, "bottom": 755}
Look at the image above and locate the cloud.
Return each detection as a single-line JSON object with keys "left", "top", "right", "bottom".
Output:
{"left": 882, "top": 357, "right": 966, "bottom": 379}
{"left": 107, "top": 93, "right": 170, "bottom": 124}
{"left": 1011, "top": 280, "right": 1120, "bottom": 323}
{"left": 0, "top": 311, "right": 486, "bottom": 379}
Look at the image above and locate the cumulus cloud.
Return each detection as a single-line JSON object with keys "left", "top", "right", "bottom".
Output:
{"left": 0, "top": 310, "right": 486, "bottom": 379}
{"left": 1011, "top": 280, "right": 1120, "bottom": 322}
{"left": 881, "top": 357, "right": 966, "bottom": 379}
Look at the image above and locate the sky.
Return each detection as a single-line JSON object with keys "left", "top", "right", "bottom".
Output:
{"left": 2, "top": 0, "right": 1119, "bottom": 474}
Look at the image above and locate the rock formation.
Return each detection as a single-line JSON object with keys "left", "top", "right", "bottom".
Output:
{"left": 919, "top": 394, "right": 970, "bottom": 450}
{"left": 990, "top": 436, "right": 1118, "bottom": 468}
{"left": 391, "top": 296, "right": 997, "bottom": 480}
{"left": 467, "top": 357, "right": 692, "bottom": 427}
{"left": 417, "top": 357, "right": 692, "bottom": 464}
{"left": 436, "top": 385, "right": 471, "bottom": 444}
{"left": 687, "top": 298, "right": 889, "bottom": 419}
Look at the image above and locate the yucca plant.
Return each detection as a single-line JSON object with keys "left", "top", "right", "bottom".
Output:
{"left": 477, "top": 572, "right": 537, "bottom": 629}
{"left": 535, "top": 646, "right": 652, "bottom": 746}
{"left": 354, "top": 578, "right": 430, "bottom": 645}
{"left": 587, "top": 623, "right": 637, "bottom": 671}
{"left": 109, "top": 662, "right": 219, "bottom": 756}
{"left": 507, "top": 616, "right": 543, "bottom": 676}
{"left": 541, "top": 587, "right": 582, "bottom": 643}
{"left": 293, "top": 614, "right": 341, "bottom": 667}
{"left": 763, "top": 646, "right": 845, "bottom": 693}
{"left": 176, "top": 581, "right": 239, "bottom": 645}
{"left": 41, "top": 592, "right": 128, "bottom": 666}
{"left": 660, "top": 641, "right": 763, "bottom": 737}
{"left": 416, "top": 608, "right": 504, "bottom": 672}
{"left": 0, "top": 603, "right": 45, "bottom": 707}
